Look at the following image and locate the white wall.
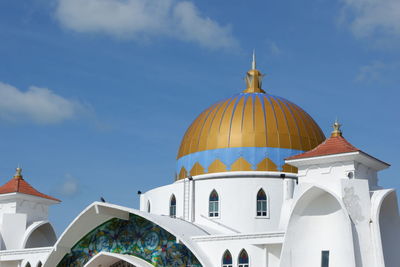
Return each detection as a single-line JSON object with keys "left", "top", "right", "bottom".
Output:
{"left": 142, "top": 174, "right": 289, "bottom": 233}
{"left": 196, "top": 239, "right": 265, "bottom": 267}
{"left": 1, "top": 213, "right": 26, "bottom": 250}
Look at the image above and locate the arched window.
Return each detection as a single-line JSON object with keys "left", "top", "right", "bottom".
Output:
{"left": 222, "top": 250, "right": 233, "bottom": 267}
{"left": 37, "top": 262, "right": 42, "bottom": 267}
{"left": 238, "top": 249, "right": 249, "bottom": 267}
{"left": 170, "top": 194, "right": 176, "bottom": 217}
{"left": 209, "top": 189, "right": 219, "bottom": 217}
{"left": 256, "top": 189, "right": 267, "bottom": 217}
{"left": 147, "top": 200, "right": 151, "bottom": 213}
{"left": 25, "top": 263, "right": 31, "bottom": 267}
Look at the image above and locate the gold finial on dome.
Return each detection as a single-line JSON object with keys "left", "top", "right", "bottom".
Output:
{"left": 331, "top": 119, "right": 342, "bottom": 137}
{"left": 243, "top": 50, "right": 266, "bottom": 93}
{"left": 14, "top": 166, "right": 23, "bottom": 179}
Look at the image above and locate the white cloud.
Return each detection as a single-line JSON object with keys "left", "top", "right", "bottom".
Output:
{"left": 55, "top": 0, "right": 237, "bottom": 49}
{"left": 266, "top": 40, "right": 282, "bottom": 56}
{"left": 340, "top": 0, "right": 400, "bottom": 39}
{"left": 58, "top": 174, "right": 79, "bottom": 196}
{"left": 0, "top": 82, "right": 85, "bottom": 124}
{"left": 355, "top": 61, "right": 386, "bottom": 82}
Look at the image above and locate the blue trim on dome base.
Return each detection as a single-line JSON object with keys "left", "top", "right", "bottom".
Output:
{"left": 176, "top": 147, "right": 305, "bottom": 174}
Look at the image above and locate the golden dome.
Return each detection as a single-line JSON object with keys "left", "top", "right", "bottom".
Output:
{"left": 176, "top": 56, "right": 325, "bottom": 179}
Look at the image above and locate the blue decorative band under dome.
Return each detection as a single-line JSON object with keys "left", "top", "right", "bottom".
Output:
{"left": 176, "top": 147, "right": 304, "bottom": 177}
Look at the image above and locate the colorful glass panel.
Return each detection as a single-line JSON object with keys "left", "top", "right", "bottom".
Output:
{"left": 209, "top": 190, "right": 219, "bottom": 217}
{"left": 57, "top": 214, "right": 202, "bottom": 267}
{"left": 170, "top": 194, "right": 176, "bottom": 218}
{"left": 256, "top": 189, "right": 267, "bottom": 217}
{"left": 238, "top": 249, "right": 249, "bottom": 267}
{"left": 222, "top": 250, "right": 232, "bottom": 267}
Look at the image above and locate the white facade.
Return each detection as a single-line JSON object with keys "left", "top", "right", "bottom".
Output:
{"left": 0, "top": 192, "right": 58, "bottom": 267}
{"left": 0, "top": 139, "right": 399, "bottom": 267}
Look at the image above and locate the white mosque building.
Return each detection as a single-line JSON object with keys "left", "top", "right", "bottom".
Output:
{"left": 0, "top": 58, "right": 399, "bottom": 267}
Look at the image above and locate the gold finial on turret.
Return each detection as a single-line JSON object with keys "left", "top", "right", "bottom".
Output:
{"left": 14, "top": 166, "right": 23, "bottom": 179}
{"left": 243, "top": 50, "right": 265, "bottom": 93}
{"left": 331, "top": 119, "right": 342, "bottom": 137}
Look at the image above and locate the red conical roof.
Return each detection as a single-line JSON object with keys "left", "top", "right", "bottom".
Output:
{"left": 286, "top": 134, "right": 359, "bottom": 160}
{"left": 0, "top": 168, "right": 60, "bottom": 202}
{"left": 287, "top": 121, "right": 359, "bottom": 160}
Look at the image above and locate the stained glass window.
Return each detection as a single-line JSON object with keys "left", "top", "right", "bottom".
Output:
{"left": 222, "top": 250, "right": 233, "bottom": 267}
{"left": 238, "top": 249, "right": 249, "bottom": 267}
{"left": 170, "top": 194, "right": 176, "bottom": 218}
{"left": 209, "top": 190, "right": 219, "bottom": 217}
{"left": 256, "top": 189, "right": 267, "bottom": 217}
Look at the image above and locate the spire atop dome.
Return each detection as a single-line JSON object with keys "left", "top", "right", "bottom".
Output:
{"left": 243, "top": 51, "right": 265, "bottom": 94}
{"left": 252, "top": 49, "right": 256, "bottom": 70}
{"left": 331, "top": 119, "right": 342, "bottom": 137}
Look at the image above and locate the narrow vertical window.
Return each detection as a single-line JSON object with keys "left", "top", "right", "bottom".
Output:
{"left": 37, "top": 262, "right": 42, "bottom": 267}
{"left": 170, "top": 194, "right": 176, "bottom": 217}
{"left": 209, "top": 190, "right": 219, "bottom": 217}
{"left": 321, "top": 251, "right": 329, "bottom": 267}
{"left": 256, "top": 189, "right": 267, "bottom": 216}
{"left": 238, "top": 249, "right": 249, "bottom": 267}
{"left": 222, "top": 250, "right": 233, "bottom": 267}
{"left": 147, "top": 200, "right": 151, "bottom": 213}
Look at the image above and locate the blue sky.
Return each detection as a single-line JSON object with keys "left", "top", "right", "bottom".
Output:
{"left": 0, "top": 0, "right": 399, "bottom": 233}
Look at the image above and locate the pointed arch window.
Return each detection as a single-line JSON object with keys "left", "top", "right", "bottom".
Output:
{"left": 238, "top": 249, "right": 249, "bottom": 267}
{"left": 256, "top": 189, "right": 267, "bottom": 217}
{"left": 147, "top": 200, "right": 151, "bottom": 213}
{"left": 222, "top": 250, "right": 233, "bottom": 267}
{"left": 25, "top": 263, "right": 31, "bottom": 267}
{"left": 37, "top": 262, "right": 42, "bottom": 267}
{"left": 209, "top": 189, "right": 219, "bottom": 217}
{"left": 170, "top": 194, "right": 176, "bottom": 218}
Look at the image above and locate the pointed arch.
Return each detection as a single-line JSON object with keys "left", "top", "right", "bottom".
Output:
{"left": 280, "top": 185, "right": 355, "bottom": 267}
{"left": 256, "top": 188, "right": 267, "bottom": 217}
{"left": 146, "top": 200, "right": 151, "bottom": 213}
{"left": 25, "top": 263, "right": 31, "bottom": 267}
{"left": 222, "top": 249, "right": 233, "bottom": 267}
{"left": 209, "top": 189, "right": 219, "bottom": 217}
{"left": 169, "top": 194, "right": 177, "bottom": 218}
{"left": 238, "top": 249, "right": 249, "bottom": 267}
{"left": 37, "top": 262, "right": 42, "bottom": 267}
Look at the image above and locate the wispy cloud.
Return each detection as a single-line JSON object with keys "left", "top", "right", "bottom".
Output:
{"left": 266, "top": 40, "right": 282, "bottom": 56}
{"left": 355, "top": 61, "right": 386, "bottom": 82}
{"left": 57, "top": 174, "right": 80, "bottom": 197}
{"left": 340, "top": 0, "right": 400, "bottom": 40}
{"left": 55, "top": 0, "right": 238, "bottom": 50}
{"left": 355, "top": 60, "right": 400, "bottom": 83}
{"left": 0, "top": 81, "right": 86, "bottom": 124}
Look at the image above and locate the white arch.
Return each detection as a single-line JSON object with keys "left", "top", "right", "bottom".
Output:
{"left": 84, "top": 251, "right": 153, "bottom": 267}
{"left": 280, "top": 185, "right": 356, "bottom": 267}
{"left": 43, "top": 202, "right": 211, "bottom": 267}
{"left": 21, "top": 221, "right": 57, "bottom": 248}
{"left": 371, "top": 189, "right": 400, "bottom": 267}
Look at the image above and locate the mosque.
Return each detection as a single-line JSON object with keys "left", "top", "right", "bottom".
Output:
{"left": 0, "top": 56, "right": 399, "bottom": 267}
